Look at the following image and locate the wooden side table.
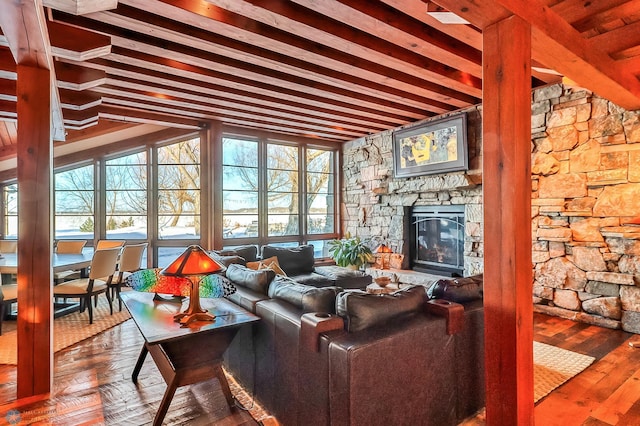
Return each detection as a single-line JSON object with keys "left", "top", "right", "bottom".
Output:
{"left": 121, "top": 292, "right": 259, "bottom": 426}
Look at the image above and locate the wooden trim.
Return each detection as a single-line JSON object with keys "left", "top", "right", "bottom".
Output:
{"left": 16, "top": 64, "right": 54, "bottom": 398}
{"left": 482, "top": 15, "right": 534, "bottom": 425}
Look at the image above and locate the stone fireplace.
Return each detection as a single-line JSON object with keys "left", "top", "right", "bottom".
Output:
{"left": 410, "top": 205, "right": 465, "bottom": 276}
{"left": 342, "top": 83, "right": 640, "bottom": 334}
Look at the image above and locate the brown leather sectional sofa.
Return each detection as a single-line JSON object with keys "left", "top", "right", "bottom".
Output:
{"left": 222, "top": 263, "right": 485, "bottom": 426}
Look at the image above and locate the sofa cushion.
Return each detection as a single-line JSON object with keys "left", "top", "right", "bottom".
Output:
{"left": 210, "top": 253, "right": 245, "bottom": 267}
{"left": 216, "top": 245, "right": 259, "bottom": 263}
{"left": 336, "top": 285, "right": 427, "bottom": 332}
{"left": 314, "top": 265, "right": 372, "bottom": 289}
{"left": 430, "top": 274, "right": 483, "bottom": 303}
{"left": 267, "top": 276, "right": 341, "bottom": 314}
{"left": 246, "top": 256, "right": 288, "bottom": 276}
{"left": 225, "top": 263, "right": 275, "bottom": 295}
{"left": 261, "top": 245, "right": 315, "bottom": 276}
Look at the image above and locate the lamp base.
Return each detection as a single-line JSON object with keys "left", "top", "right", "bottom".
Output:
{"left": 174, "top": 311, "right": 216, "bottom": 326}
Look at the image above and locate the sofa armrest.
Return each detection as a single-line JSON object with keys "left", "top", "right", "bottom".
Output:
{"left": 300, "top": 312, "right": 344, "bottom": 352}
{"left": 425, "top": 299, "right": 465, "bottom": 335}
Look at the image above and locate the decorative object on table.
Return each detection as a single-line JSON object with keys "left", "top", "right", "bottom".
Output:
{"left": 373, "top": 243, "right": 393, "bottom": 269}
{"left": 389, "top": 253, "right": 405, "bottom": 270}
{"left": 393, "top": 112, "right": 468, "bottom": 178}
{"left": 327, "top": 234, "right": 373, "bottom": 270}
{"left": 374, "top": 276, "right": 391, "bottom": 287}
{"left": 161, "top": 245, "right": 231, "bottom": 326}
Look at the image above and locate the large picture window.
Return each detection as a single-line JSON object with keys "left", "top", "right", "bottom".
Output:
{"left": 55, "top": 165, "right": 95, "bottom": 240}
{"left": 221, "top": 136, "right": 338, "bottom": 252}
{"left": 3, "top": 184, "right": 17, "bottom": 239}
{"left": 157, "top": 139, "right": 201, "bottom": 239}
{"left": 105, "top": 152, "right": 148, "bottom": 239}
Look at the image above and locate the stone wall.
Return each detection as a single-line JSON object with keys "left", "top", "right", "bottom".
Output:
{"left": 342, "top": 83, "right": 640, "bottom": 333}
{"left": 341, "top": 106, "right": 484, "bottom": 276}
{"left": 531, "top": 85, "right": 640, "bottom": 333}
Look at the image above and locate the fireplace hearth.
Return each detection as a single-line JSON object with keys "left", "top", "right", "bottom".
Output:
{"left": 410, "top": 205, "right": 465, "bottom": 276}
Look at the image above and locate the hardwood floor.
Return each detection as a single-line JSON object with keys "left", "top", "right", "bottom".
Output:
{"left": 0, "top": 312, "right": 639, "bottom": 425}
{"left": 0, "top": 319, "right": 259, "bottom": 425}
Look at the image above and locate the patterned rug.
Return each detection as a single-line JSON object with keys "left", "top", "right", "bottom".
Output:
{"left": 0, "top": 296, "right": 130, "bottom": 365}
{"left": 533, "top": 341, "right": 595, "bottom": 402}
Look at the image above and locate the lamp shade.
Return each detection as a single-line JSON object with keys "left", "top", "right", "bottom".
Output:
{"left": 161, "top": 245, "right": 223, "bottom": 277}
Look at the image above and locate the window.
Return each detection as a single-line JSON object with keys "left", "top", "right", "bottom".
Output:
{"left": 105, "top": 152, "right": 147, "bottom": 239}
{"left": 267, "top": 143, "right": 299, "bottom": 236}
{"left": 222, "top": 138, "right": 259, "bottom": 239}
{"left": 55, "top": 165, "right": 95, "bottom": 240}
{"left": 221, "top": 136, "right": 339, "bottom": 253}
{"left": 3, "top": 184, "right": 17, "bottom": 239}
{"left": 157, "top": 139, "right": 201, "bottom": 239}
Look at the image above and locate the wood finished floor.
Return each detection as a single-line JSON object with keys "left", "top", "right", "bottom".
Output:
{"left": 0, "top": 312, "right": 639, "bottom": 425}
{"left": 0, "top": 319, "right": 258, "bottom": 425}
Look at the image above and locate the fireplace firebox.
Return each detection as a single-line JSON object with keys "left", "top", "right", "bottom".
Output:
{"left": 410, "top": 205, "right": 465, "bottom": 276}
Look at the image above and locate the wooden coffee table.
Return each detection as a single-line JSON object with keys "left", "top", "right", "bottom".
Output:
{"left": 121, "top": 291, "right": 259, "bottom": 426}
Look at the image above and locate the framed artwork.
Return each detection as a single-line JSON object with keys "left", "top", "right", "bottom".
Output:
{"left": 392, "top": 113, "right": 468, "bottom": 178}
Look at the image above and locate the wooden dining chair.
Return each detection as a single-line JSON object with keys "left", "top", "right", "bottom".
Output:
{"left": 0, "top": 240, "right": 17, "bottom": 254}
{"left": 96, "top": 240, "right": 125, "bottom": 250}
{"left": 0, "top": 282, "right": 17, "bottom": 335}
{"left": 53, "top": 247, "right": 120, "bottom": 324}
{"left": 54, "top": 240, "right": 88, "bottom": 284}
{"left": 109, "top": 242, "right": 147, "bottom": 312}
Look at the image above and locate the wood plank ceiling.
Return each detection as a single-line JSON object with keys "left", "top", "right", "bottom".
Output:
{"left": 0, "top": 0, "right": 639, "bottom": 153}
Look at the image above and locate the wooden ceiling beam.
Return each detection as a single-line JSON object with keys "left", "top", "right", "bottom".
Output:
{"left": 132, "top": 0, "right": 478, "bottom": 106}
{"left": 67, "top": 7, "right": 457, "bottom": 114}
{"left": 299, "top": 0, "right": 482, "bottom": 75}
{"left": 0, "top": 0, "right": 65, "bottom": 140}
{"left": 42, "top": 0, "right": 118, "bottom": 15}
{"left": 207, "top": 0, "right": 482, "bottom": 97}
{"left": 589, "top": 20, "right": 640, "bottom": 56}
{"left": 102, "top": 48, "right": 423, "bottom": 123}
{"left": 98, "top": 105, "right": 202, "bottom": 129}
{"left": 47, "top": 21, "right": 111, "bottom": 61}
{"left": 97, "top": 91, "right": 365, "bottom": 139}
{"left": 434, "top": 0, "right": 640, "bottom": 109}
{"left": 93, "top": 84, "right": 380, "bottom": 135}
{"left": 59, "top": 89, "right": 102, "bottom": 110}
{"left": 54, "top": 62, "right": 106, "bottom": 90}
{"left": 54, "top": 12, "right": 453, "bottom": 115}
{"left": 550, "top": 0, "right": 634, "bottom": 31}
{"left": 73, "top": 57, "right": 404, "bottom": 129}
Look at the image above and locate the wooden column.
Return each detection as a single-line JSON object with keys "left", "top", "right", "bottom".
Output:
{"left": 482, "top": 16, "right": 533, "bottom": 425}
{"left": 16, "top": 65, "right": 54, "bottom": 398}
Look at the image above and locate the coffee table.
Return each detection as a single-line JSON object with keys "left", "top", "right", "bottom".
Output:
{"left": 121, "top": 291, "right": 260, "bottom": 426}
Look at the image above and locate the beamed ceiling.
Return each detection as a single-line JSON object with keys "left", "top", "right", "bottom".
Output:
{"left": 0, "top": 0, "right": 640, "bottom": 158}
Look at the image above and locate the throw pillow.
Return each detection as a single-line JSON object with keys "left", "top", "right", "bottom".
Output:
{"left": 246, "top": 256, "right": 288, "bottom": 276}
{"left": 261, "top": 244, "right": 315, "bottom": 275}
{"left": 336, "top": 285, "right": 427, "bottom": 332}
{"left": 225, "top": 264, "right": 276, "bottom": 295}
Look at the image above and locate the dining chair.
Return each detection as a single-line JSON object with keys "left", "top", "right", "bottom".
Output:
{"left": 96, "top": 240, "right": 126, "bottom": 250}
{"left": 54, "top": 240, "right": 88, "bottom": 284}
{"left": 109, "top": 242, "right": 147, "bottom": 312}
{"left": 0, "top": 281, "right": 17, "bottom": 335}
{"left": 0, "top": 240, "right": 17, "bottom": 254}
{"left": 53, "top": 247, "right": 120, "bottom": 324}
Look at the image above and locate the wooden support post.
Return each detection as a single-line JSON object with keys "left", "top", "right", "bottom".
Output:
{"left": 482, "top": 16, "right": 534, "bottom": 425}
{"left": 16, "top": 65, "right": 54, "bottom": 398}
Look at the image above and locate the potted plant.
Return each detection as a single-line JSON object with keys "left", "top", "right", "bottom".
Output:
{"left": 328, "top": 235, "right": 373, "bottom": 270}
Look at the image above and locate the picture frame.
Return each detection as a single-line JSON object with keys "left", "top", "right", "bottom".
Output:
{"left": 392, "top": 113, "right": 468, "bottom": 178}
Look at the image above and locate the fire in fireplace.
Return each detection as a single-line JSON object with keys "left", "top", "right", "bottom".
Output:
{"left": 410, "top": 205, "right": 465, "bottom": 276}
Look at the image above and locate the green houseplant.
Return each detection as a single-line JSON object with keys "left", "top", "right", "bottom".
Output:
{"left": 328, "top": 235, "right": 373, "bottom": 269}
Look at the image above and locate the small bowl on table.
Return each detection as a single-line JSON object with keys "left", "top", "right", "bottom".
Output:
{"left": 374, "top": 276, "right": 391, "bottom": 287}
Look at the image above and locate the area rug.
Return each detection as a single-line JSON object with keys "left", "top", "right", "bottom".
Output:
{"left": 533, "top": 341, "right": 595, "bottom": 402}
{"left": 0, "top": 297, "right": 130, "bottom": 365}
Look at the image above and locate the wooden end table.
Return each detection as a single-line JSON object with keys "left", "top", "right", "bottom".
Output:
{"left": 121, "top": 291, "right": 259, "bottom": 426}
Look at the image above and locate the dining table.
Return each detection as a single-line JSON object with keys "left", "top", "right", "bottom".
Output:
{"left": 0, "top": 247, "right": 95, "bottom": 317}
